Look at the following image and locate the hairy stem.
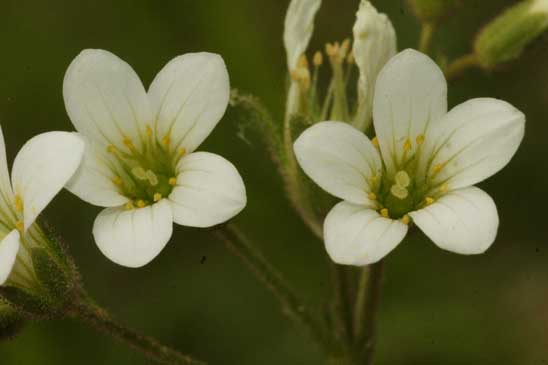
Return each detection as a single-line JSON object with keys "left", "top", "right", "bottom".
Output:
{"left": 445, "top": 53, "right": 480, "bottom": 81}
{"left": 69, "top": 296, "right": 205, "bottom": 365}
{"left": 353, "top": 262, "right": 384, "bottom": 364}
{"left": 214, "top": 223, "right": 329, "bottom": 349}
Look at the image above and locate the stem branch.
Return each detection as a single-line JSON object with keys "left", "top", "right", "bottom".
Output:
{"left": 445, "top": 53, "right": 480, "bottom": 81}
{"left": 214, "top": 223, "right": 329, "bottom": 349}
{"left": 69, "top": 296, "right": 205, "bottom": 365}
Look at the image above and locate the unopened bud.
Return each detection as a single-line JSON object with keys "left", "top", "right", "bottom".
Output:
{"left": 475, "top": 0, "right": 548, "bottom": 68}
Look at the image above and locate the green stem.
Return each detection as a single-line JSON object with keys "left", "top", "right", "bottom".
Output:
{"left": 445, "top": 53, "right": 480, "bottom": 81}
{"left": 353, "top": 262, "right": 384, "bottom": 364}
{"left": 214, "top": 223, "right": 329, "bottom": 349}
{"left": 69, "top": 295, "right": 205, "bottom": 365}
{"left": 418, "top": 22, "right": 436, "bottom": 55}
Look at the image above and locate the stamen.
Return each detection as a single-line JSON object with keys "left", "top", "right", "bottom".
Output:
{"left": 168, "top": 177, "right": 177, "bottom": 186}
{"left": 432, "top": 163, "right": 445, "bottom": 175}
{"left": 131, "top": 166, "right": 147, "bottom": 180}
{"left": 347, "top": 51, "right": 355, "bottom": 65}
{"left": 313, "top": 51, "right": 323, "bottom": 66}
{"left": 178, "top": 147, "right": 187, "bottom": 158}
{"left": 403, "top": 138, "right": 412, "bottom": 152}
{"left": 15, "top": 220, "right": 24, "bottom": 232}
{"left": 136, "top": 200, "right": 146, "bottom": 208}
{"left": 425, "top": 197, "right": 435, "bottom": 205}
{"left": 380, "top": 208, "right": 389, "bottom": 218}
{"left": 162, "top": 135, "right": 171, "bottom": 146}
{"left": 401, "top": 215, "right": 411, "bottom": 225}
{"left": 297, "top": 54, "right": 309, "bottom": 69}
{"left": 372, "top": 137, "right": 379, "bottom": 148}
{"left": 439, "top": 183, "right": 449, "bottom": 193}
{"left": 153, "top": 193, "right": 162, "bottom": 202}
{"left": 340, "top": 38, "right": 351, "bottom": 58}
{"left": 390, "top": 185, "right": 409, "bottom": 200}
{"left": 146, "top": 170, "right": 159, "bottom": 186}
{"left": 394, "top": 171, "right": 411, "bottom": 188}
{"left": 416, "top": 134, "right": 425, "bottom": 145}
{"left": 123, "top": 136, "right": 135, "bottom": 150}
{"left": 112, "top": 177, "right": 123, "bottom": 186}
{"left": 368, "top": 192, "right": 377, "bottom": 201}
{"left": 125, "top": 201, "right": 135, "bottom": 210}
{"left": 107, "top": 145, "right": 117, "bottom": 154}
{"left": 146, "top": 125, "right": 153, "bottom": 137}
{"left": 14, "top": 195, "right": 23, "bottom": 212}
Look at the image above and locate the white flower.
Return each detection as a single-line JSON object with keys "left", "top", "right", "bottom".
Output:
{"left": 0, "top": 127, "right": 84, "bottom": 284}
{"left": 63, "top": 49, "right": 247, "bottom": 268}
{"left": 294, "top": 49, "right": 525, "bottom": 266}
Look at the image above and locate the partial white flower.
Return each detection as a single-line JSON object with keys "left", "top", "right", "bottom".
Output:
{"left": 63, "top": 49, "right": 247, "bottom": 268}
{"left": 294, "top": 49, "right": 525, "bottom": 266}
{"left": 0, "top": 127, "right": 84, "bottom": 284}
{"left": 352, "top": 0, "right": 397, "bottom": 130}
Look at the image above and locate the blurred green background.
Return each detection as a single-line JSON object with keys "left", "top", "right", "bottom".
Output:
{"left": 1, "top": 0, "right": 548, "bottom": 364}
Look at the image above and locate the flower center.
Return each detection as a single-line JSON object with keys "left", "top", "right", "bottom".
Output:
{"left": 106, "top": 128, "right": 183, "bottom": 209}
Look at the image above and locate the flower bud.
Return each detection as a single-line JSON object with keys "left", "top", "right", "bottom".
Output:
{"left": 407, "top": 0, "right": 460, "bottom": 23}
{"left": 352, "top": 1, "right": 397, "bottom": 130}
{"left": 475, "top": 0, "right": 548, "bottom": 68}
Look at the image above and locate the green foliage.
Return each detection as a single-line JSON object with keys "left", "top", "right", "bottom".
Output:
{"left": 475, "top": 0, "right": 548, "bottom": 68}
{"left": 0, "top": 303, "right": 24, "bottom": 340}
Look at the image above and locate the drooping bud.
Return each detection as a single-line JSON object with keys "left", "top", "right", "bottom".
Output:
{"left": 475, "top": 0, "right": 548, "bottom": 68}
{"left": 406, "top": 0, "right": 460, "bottom": 23}
{"left": 352, "top": 1, "right": 397, "bottom": 131}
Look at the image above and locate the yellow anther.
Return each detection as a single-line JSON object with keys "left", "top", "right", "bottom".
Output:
{"left": 432, "top": 163, "right": 445, "bottom": 174}
{"left": 401, "top": 215, "right": 411, "bottom": 225}
{"left": 371, "top": 137, "right": 379, "bottom": 148}
{"left": 325, "top": 42, "right": 338, "bottom": 57}
{"left": 107, "top": 145, "right": 117, "bottom": 154}
{"left": 14, "top": 195, "right": 23, "bottom": 212}
{"left": 368, "top": 192, "right": 377, "bottom": 201}
{"left": 390, "top": 185, "right": 409, "bottom": 200}
{"left": 403, "top": 138, "right": 412, "bottom": 151}
{"left": 369, "top": 175, "right": 378, "bottom": 185}
{"left": 146, "top": 125, "right": 153, "bottom": 137}
{"left": 168, "top": 177, "right": 177, "bottom": 186}
{"left": 136, "top": 200, "right": 146, "bottom": 208}
{"left": 340, "top": 38, "right": 351, "bottom": 56}
{"left": 146, "top": 170, "right": 159, "bottom": 186}
{"left": 162, "top": 135, "right": 171, "bottom": 146}
{"left": 313, "top": 51, "right": 323, "bottom": 66}
{"left": 15, "top": 221, "right": 24, "bottom": 232}
{"left": 439, "top": 183, "right": 449, "bottom": 193}
{"left": 425, "top": 196, "right": 435, "bottom": 205}
{"left": 153, "top": 193, "right": 162, "bottom": 202}
{"left": 416, "top": 134, "right": 425, "bottom": 146}
{"left": 131, "top": 166, "right": 147, "bottom": 180}
{"left": 297, "top": 54, "right": 309, "bottom": 69}
{"left": 291, "top": 68, "right": 311, "bottom": 90}
{"left": 125, "top": 201, "right": 135, "bottom": 210}
{"left": 394, "top": 171, "right": 411, "bottom": 188}
{"left": 380, "top": 208, "right": 389, "bottom": 218}
{"left": 112, "top": 177, "right": 123, "bottom": 186}
{"left": 123, "top": 136, "right": 135, "bottom": 150}
{"left": 178, "top": 147, "right": 187, "bottom": 158}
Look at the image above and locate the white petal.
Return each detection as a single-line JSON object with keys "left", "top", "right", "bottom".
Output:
{"left": 11, "top": 132, "right": 85, "bottom": 231}
{"left": 324, "top": 201, "right": 408, "bottom": 266}
{"left": 419, "top": 98, "right": 525, "bottom": 189}
{"left": 352, "top": 0, "right": 397, "bottom": 131}
{"left": 283, "top": 0, "right": 322, "bottom": 70}
{"left": 92, "top": 199, "right": 173, "bottom": 268}
{"left": 169, "top": 152, "right": 246, "bottom": 228}
{"left": 373, "top": 49, "right": 447, "bottom": 175}
{"left": 63, "top": 49, "right": 153, "bottom": 149}
{"left": 0, "top": 230, "right": 20, "bottom": 285}
{"left": 66, "top": 136, "right": 129, "bottom": 207}
{"left": 409, "top": 187, "right": 499, "bottom": 255}
{"left": 293, "top": 121, "right": 382, "bottom": 205}
{"left": 148, "top": 53, "right": 230, "bottom": 153}
{"left": 0, "top": 126, "right": 15, "bottom": 221}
